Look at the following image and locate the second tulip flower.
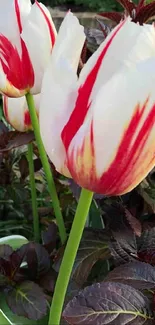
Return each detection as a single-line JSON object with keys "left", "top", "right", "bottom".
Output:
{"left": 0, "top": 0, "right": 57, "bottom": 97}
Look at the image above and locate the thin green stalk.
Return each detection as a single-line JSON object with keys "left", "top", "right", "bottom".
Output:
{"left": 48, "top": 188, "right": 94, "bottom": 325}
{"left": 26, "top": 93, "right": 67, "bottom": 244}
{"left": 27, "top": 143, "right": 40, "bottom": 242}
{"left": 0, "top": 310, "right": 12, "bottom": 324}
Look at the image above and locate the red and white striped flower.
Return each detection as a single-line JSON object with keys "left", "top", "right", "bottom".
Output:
{"left": 0, "top": 0, "right": 56, "bottom": 97}
{"left": 40, "top": 12, "right": 155, "bottom": 195}
{"left": 3, "top": 94, "right": 40, "bottom": 132}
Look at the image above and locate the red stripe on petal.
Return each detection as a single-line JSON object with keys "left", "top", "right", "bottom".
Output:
{"left": 97, "top": 99, "right": 155, "bottom": 194}
{"left": 3, "top": 96, "right": 9, "bottom": 121}
{"left": 15, "top": 0, "right": 22, "bottom": 33}
{"left": 61, "top": 20, "right": 125, "bottom": 151}
{"left": 67, "top": 99, "right": 155, "bottom": 195}
{"left": 21, "top": 39, "right": 35, "bottom": 89}
{"left": 0, "top": 36, "right": 34, "bottom": 93}
{"left": 35, "top": 1, "right": 56, "bottom": 46}
{"left": 98, "top": 99, "right": 153, "bottom": 194}
{"left": 24, "top": 110, "right": 31, "bottom": 127}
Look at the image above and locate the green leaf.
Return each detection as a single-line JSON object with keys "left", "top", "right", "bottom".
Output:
{"left": 0, "top": 236, "right": 28, "bottom": 250}
{"left": 63, "top": 282, "right": 154, "bottom": 324}
{"left": 6, "top": 281, "right": 47, "bottom": 320}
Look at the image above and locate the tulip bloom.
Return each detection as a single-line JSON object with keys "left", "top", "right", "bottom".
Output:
{"left": 40, "top": 13, "right": 155, "bottom": 195}
{"left": 3, "top": 94, "right": 40, "bottom": 132}
{"left": 0, "top": 0, "right": 56, "bottom": 97}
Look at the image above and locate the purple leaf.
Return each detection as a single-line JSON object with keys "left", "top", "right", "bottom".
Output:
{"left": 138, "top": 248, "right": 155, "bottom": 266}
{"left": 105, "top": 261, "right": 155, "bottom": 289}
{"left": 138, "top": 227, "right": 155, "bottom": 252}
{"left": 104, "top": 203, "right": 138, "bottom": 265}
{"left": 18, "top": 242, "right": 51, "bottom": 279}
{"left": 6, "top": 281, "right": 47, "bottom": 320}
{"left": 63, "top": 282, "right": 153, "bottom": 324}
{"left": 54, "top": 229, "right": 109, "bottom": 288}
{"left": 0, "top": 245, "right": 13, "bottom": 260}
{"left": 39, "top": 269, "right": 57, "bottom": 293}
{"left": 0, "top": 131, "right": 34, "bottom": 152}
{"left": 42, "top": 222, "right": 58, "bottom": 254}
{"left": 0, "top": 246, "right": 25, "bottom": 281}
{"left": 0, "top": 121, "right": 8, "bottom": 135}
{"left": 125, "top": 209, "right": 142, "bottom": 237}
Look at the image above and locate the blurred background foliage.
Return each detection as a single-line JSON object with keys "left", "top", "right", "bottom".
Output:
{"left": 39, "top": 0, "right": 149, "bottom": 12}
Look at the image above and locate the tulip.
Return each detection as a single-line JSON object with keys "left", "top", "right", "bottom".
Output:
{"left": 40, "top": 13, "right": 155, "bottom": 196}
{"left": 0, "top": 0, "right": 56, "bottom": 97}
{"left": 3, "top": 94, "right": 40, "bottom": 132}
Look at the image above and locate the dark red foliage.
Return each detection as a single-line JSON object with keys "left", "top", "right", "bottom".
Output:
{"left": 116, "top": 0, "right": 136, "bottom": 15}
{"left": 138, "top": 249, "right": 155, "bottom": 266}
{"left": 99, "top": 11, "right": 123, "bottom": 24}
{"left": 0, "top": 242, "right": 56, "bottom": 320}
{"left": 98, "top": 0, "right": 155, "bottom": 26}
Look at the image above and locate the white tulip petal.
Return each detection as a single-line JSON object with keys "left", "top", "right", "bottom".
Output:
{"left": 3, "top": 93, "right": 40, "bottom": 132}
{"left": 78, "top": 19, "right": 155, "bottom": 108}
{"left": 50, "top": 11, "right": 85, "bottom": 73}
{"left": 0, "top": 0, "right": 31, "bottom": 54}
{"left": 17, "top": 0, "right": 31, "bottom": 28}
{"left": 0, "top": 0, "right": 20, "bottom": 49}
{"left": 40, "top": 12, "right": 85, "bottom": 176}
{"left": 21, "top": 2, "right": 57, "bottom": 94}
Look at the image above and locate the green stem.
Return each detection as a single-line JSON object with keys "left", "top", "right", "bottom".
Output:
{"left": 26, "top": 93, "right": 67, "bottom": 244}
{"left": 27, "top": 143, "right": 40, "bottom": 242}
{"left": 48, "top": 188, "right": 94, "bottom": 325}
